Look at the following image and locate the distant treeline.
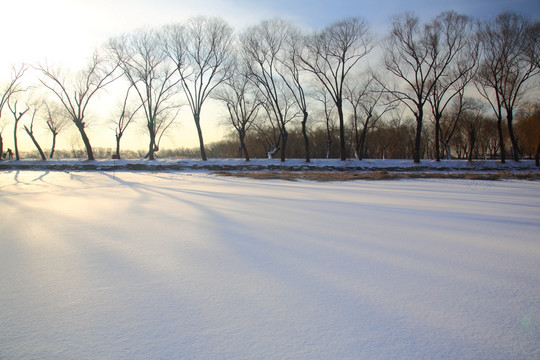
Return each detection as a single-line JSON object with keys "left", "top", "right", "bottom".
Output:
{"left": 15, "top": 109, "right": 540, "bottom": 162}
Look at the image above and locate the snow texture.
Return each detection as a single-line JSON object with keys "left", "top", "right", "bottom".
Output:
{"left": 1, "top": 169, "right": 539, "bottom": 359}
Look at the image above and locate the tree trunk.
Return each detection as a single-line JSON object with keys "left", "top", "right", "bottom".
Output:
{"left": 353, "top": 109, "right": 359, "bottom": 160}
{"left": 115, "top": 134, "right": 122, "bottom": 159}
{"left": 413, "top": 115, "right": 423, "bottom": 163}
{"left": 280, "top": 129, "right": 288, "bottom": 162}
{"left": 442, "top": 141, "right": 451, "bottom": 160}
{"left": 337, "top": 100, "right": 346, "bottom": 161}
{"left": 239, "top": 130, "right": 250, "bottom": 161}
{"left": 468, "top": 130, "right": 476, "bottom": 162}
{"left": 535, "top": 140, "right": 540, "bottom": 166}
{"left": 434, "top": 114, "right": 441, "bottom": 162}
{"left": 0, "top": 133, "right": 3, "bottom": 160}
{"left": 496, "top": 116, "right": 506, "bottom": 164}
{"left": 358, "top": 124, "right": 369, "bottom": 160}
{"left": 75, "top": 120, "right": 95, "bottom": 160}
{"left": 49, "top": 133, "right": 57, "bottom": 159}
{"left": 194, "top": 113, "right": 207, "bottom": 161}
{"left": 301, "top": 111, "right": 310, "bottom": 163}
{"left": 506, "top": 111, "right": 520, "bottom": 162}
{"left": 146, "top": 122, "right": 156, "bottom": 160}
{"left": 13, "top": 119, "right": 20, "bottom": 161}
{"left": 24, "top": 126, "right": 47, "bottom": 160}
{"left": 326, "top": 117, "right": 332, "bottom": 159}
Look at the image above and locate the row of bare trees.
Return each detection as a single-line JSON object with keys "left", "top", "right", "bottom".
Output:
{"left": 0, "top": 11, "right": 538, "bottom": 163}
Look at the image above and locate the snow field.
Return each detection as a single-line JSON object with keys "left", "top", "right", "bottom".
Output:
{"left": 1, "top": 171, "right": 539, "bottom": 359}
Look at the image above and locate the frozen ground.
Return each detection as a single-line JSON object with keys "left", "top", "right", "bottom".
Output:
{"left": 1, "top": 170, "right": 539, "bottom": 359}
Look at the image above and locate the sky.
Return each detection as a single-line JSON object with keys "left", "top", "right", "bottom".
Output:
{"left": 1, "top": 0, "right": 538, "bottom": 153}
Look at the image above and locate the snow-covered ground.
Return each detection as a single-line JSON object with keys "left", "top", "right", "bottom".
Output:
{"left": 2, "top": 157, "right": 540, "bottom": 172}
{"left": 1, "top": 170, "right": 539, "bottom": 359}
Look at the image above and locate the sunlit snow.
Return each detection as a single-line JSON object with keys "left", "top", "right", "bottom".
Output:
{"left": 1, "top": 170, "right": 539, "bottom": 359}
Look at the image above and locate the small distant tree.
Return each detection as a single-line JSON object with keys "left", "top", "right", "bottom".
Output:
{"left": 112, "top": 84, "right": 142, "bottom": 159}
{"left": 301, "top": 17, "right": 373, "bottom": 161}
{"left": 313, "top": 86, "right": 337, "bottom": 159}
{"left": 345, "top": 74, "right": 394, "bottom": 160}
{"left": 43, "top": 102, "right": 70, "bottom": 159}
{"left": 164, "top": 17, "right": 235, "bottom": 161}
{"left": 459, "top": 99, "right": 486, "bottom": 162}
{"left": 438, "top": 93, "right": 467, "bottom": 159}
{"left": 213, "top": 63, "right": 262, "bottom": 161}
{"left": 38, "top": 52, "right": 119, "bottom": 160}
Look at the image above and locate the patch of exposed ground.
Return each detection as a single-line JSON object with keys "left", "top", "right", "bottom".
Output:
{"left": 213, "top": 171, "right": 540, "bottom": 181}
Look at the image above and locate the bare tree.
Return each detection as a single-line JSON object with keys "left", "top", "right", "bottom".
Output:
{"left": 23, "top": 101, "right": 47, "bottom": 160}
{"left": 240, "top": 19, "right": 299, "bottom": 162}
{"left": 250, "top": 99, "right": 286, "bottom": 159}
{"left": 109, "top": 29, "right": 181, "bottom": 160}
{"left": 345, "top": 74, "right": 394, "bottom": 160}
{"left": 379, "top": 13, "right": 441, "bottom": 163}
{"left": 526, "top": 23, "right": 540, "bottom": 165}
{"left": 43, "top": 101, "right": 70, "bottom": 159}
{"left": 276, "top": 25, "right": 312, "bottom": 162}
{"left": 38, "top": 52, "right": 118, "bottom": 160}
{"left": 425, "top": 11, "right": 479, "bottom": 161}
{"left": 300, "top": 17, "right": 373, "bottom": 160}
{"left": 112, "top": 84, "right": 142, "bottom": 159}
{"left": 0, "top": 65, "right": 26, "bottom": 159}
{"left": 164, "top": 17, "right": 234, "bottom": 161}
{"left": 213, "top": 62, "right": 262, "bottom": 161}
{"left": 8, "top": 99, "right": 29, "bottom": 160}
{"left": 313, "top": 86, "right": 337, "bottom": 159}
{"left": 476, "top": 12, "right": 538, "bottom": 162}
{"left": 439, "top": 92, "right": 467, "bottom": 159}
{"left": 458, "top": 98, "right": 486, "bottom": 162}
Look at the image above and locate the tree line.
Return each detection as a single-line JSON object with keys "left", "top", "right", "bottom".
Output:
{"left": 0, "top": 10, "right": 538, "bottom": 164}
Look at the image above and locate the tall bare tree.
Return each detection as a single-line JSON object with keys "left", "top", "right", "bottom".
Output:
{"left": 301, "top": 17, "right": 373, "bottom": 160}
{"left": 379, "top": 13, "right": 440, "bottom": 163}
{"left": 476, "top": 12, "right": 538, "bottom": 162}
{"left": 0, "top": 65, "right": 26, "bottom": 159}
{"left": 277, "top": 25, "right": 312, "bottom": 162}
{"left": 240, "top": 19, "right": 299, "bottom": 162}
{"left": 164, "top": 17, "right": 234, "bottom": 161}
{"left": 109, "top": 29, "right": 181, "bottom": 160}
{"left": 38, "top": 53, "right": 118, "bottom": 160}
{"left": 425, "top": 11, "right": 479, "bottom": 161}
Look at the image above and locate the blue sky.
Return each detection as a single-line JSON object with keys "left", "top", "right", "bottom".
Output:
{"left": 2, "top": 0, "right": 537, "bottom": 71}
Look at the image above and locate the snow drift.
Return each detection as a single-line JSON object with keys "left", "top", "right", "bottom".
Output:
{"left": 1, "top": 170, "right": 539, "bottom": 359}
